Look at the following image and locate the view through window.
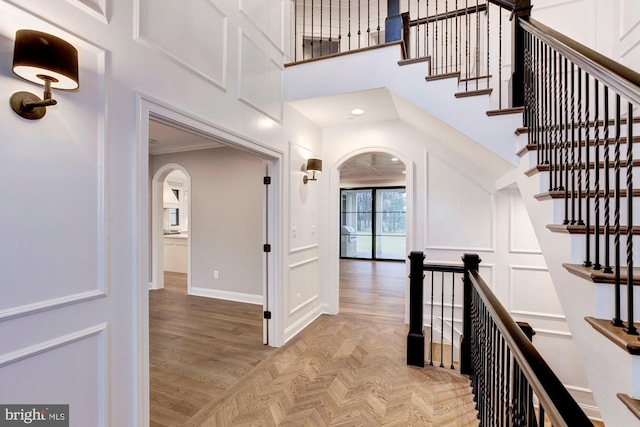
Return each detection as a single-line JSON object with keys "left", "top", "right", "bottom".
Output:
{"left": 340, "top": 187, "right": 406, "bottom": 260}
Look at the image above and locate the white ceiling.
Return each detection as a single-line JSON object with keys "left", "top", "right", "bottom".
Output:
{"left": 149, "top": 120, "right": 224, "bottom": 155}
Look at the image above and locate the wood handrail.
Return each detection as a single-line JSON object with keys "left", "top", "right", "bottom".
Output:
{"left": 468, "top": 269, "right": 593, "bottom": 426}
{"left": 520, "top": 17, "right": 640, "bottom": 106}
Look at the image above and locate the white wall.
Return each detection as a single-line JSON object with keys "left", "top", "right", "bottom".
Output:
{"left": 0, "top": 0, "right": 322, "bottom": 425}
{"left": 152, "top": 147, "right": 264, "bottom": 301}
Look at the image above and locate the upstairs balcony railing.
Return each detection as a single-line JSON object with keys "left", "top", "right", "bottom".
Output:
{"left": 290, "top": 0, "right": 531, "bottom": 108}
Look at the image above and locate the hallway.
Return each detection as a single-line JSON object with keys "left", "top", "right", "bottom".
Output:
{"left": 150, "top": 261, "right": 478, "bottom": 426}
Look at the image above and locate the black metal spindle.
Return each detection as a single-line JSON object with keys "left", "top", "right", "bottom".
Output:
{"left": 584, "top": 73, "right": 592, "bottom": 267}
{"left": 440, "top": 271, "right": 445, "bottom": 368}
{"left": 498, "top": 5, "right": 502, "bottom": 109}
{"left": 430, "top": 270, "right": 435, "bottom": 365}
{"left": 486, "top": 2, "right": 490, "bottom": 90}
{"left": 570, "top": 62, "right": 577, "bottom": 224}
{"left": 357, "top": 0, "right": 361, "bottom": 49}
{"left": 625, "top": 102, "right": 638, "bottom": 335}
{"left": 311, "top": 0, "right": 315, "bottom": 58}
{"left": 348, "top": 0, "right": 351, "bottom": 50}
{"left": 475, "top": 0, "right": 480, "bottom": 88}
{"left": 450, "top": 271, "right": 455, "bottom": 369}
{"left": 604, "top": 86, "right": 613, "bottom": 273}
{"left": 613, "top": 94, "right": 623, "bottom": 327}
{"left": 594, "top": 79, "right": 602, "bottom": 270}
{"left": 377, "top": 0, "right": 380, "bottom": 45}
{"left": 563, "top": 57, "right": 570, "bottom": 223}
{"left": 577, "top": 68, "right": 584, "bottom": 226}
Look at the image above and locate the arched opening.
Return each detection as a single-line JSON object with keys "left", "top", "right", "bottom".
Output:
{"left": 151, "top": 164, "right": 191, "bottom": 291}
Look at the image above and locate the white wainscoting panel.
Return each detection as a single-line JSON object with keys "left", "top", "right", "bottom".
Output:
{"left": 0, "top": 8, "right": 107, "bottom": 318}
{"left": 509, "top": 193, "right": 541, "bottom": 254}
{"left": 426, "top": 157, "right": 494, "bottom": 251}
{"left": 239, "top": 0, "right": 284, "bottom": 52}
{"left": 509, "top": 265, "right": 564, "bottom": 318}
{"left": 0, "top": 325, "right": 106, "bottom": 425}
{"left": 238, "top": 30, "right": 283, "bottom": 122}
{"left": 135, "top": 0, "right": 228, "bottom": 88}
{"left": 618, "top": 0, "right": 640, "bottom": 71}
{"left": 65, "top": 0, "right": 108, "bottom": 23}
{"left": 288, "top": 257, "right": 319, "bottom": 315}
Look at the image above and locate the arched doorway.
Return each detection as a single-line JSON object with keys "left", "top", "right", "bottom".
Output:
{"left": 151, "top": 163, "right": 192, "bottom": 291}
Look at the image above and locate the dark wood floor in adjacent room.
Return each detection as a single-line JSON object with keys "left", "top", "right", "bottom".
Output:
{"left": 149, "top": 260, "right": 479, "bottom": 426}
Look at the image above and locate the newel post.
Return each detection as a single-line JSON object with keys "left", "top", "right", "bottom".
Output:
{"left": 407, "top": 251, "right": 426, "bottom": 367}
{"left": 511, "top": 0, "right": 532, "bottom": 107}
{"left": 460, "top": 253, "right": 481, "bottom": 375}
{"left": 385, "top": 0, "right": 410, "bottom": 57}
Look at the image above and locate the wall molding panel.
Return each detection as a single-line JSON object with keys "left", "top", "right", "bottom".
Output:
{"left": 65, "top": 0, "right": 108, "bottom": 23}
{"left": 287, "top": 257, "right": 319, "bottom": 315}
{"left": 508, "top": 193, "right": 542, "bottom": 254}
{"left": 0, "top": 5, "right": 108, "bottom": 316}
{"left": 238, "top": 29, "right": 284, "bottom": 122}
{"left": 134, "top": 0, "right": 228, "bottom": 90}
{"left": 239, "top": 0, "right": 284, "bottom": 53}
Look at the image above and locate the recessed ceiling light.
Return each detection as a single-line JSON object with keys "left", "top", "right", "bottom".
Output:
{"left": 402, "top": 170, "right": 406, "bottom": 174}
{"left": 391, "top": 157, "right": 398, "bottom": 162}
{"left": 350, "top": 108, "right": 365, "bottom": 116}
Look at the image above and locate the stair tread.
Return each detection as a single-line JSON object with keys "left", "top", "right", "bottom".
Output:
{"left": 585, "top": 316, "right": 640, "bottom": 355}
{"left": 547, "top": 224, "right": 640, "bottom": 235}
{"left": 398, "top": 56, "right": 431, "bottom": 66}
{"left": 425, "top": 71, "right": 461, "bottom": 82}
{"left": 618, "top": 393, "right": 640, "bottom": 421}
{"left": 487, "top": 107, "right": 525, "bottom": 117}
{"left": 455, "top": 88, "right": 493, "bottom": 98}
{"left": 535, "top": 189, "right": 640, "bottom": 200}
{"left": 564, "top": 263, "right": 640, "bottom": 285}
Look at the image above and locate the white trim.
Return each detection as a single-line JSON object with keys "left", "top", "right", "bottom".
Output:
{"left": 425, "top": 245, "right": 496, "bottom": 252}
{"left": 190, "top": 287, "right": 263, "bottom": 305}
{"left": 290, "top": 243, "right": 319, "bottom": 254}
{"left": 510, "top": 309, "right": 567, "bottom": 321}
{"left": 288, "top": 256, "right": 319, "bottom": 270}
{"left": 0, "top": 290, "right": 106, "bottom": 321}
{"left": 290, "top": 295, "right": 319, "bottom": 315}
{"left": 238, "top": 0, "right": 285, "bottom": 53}
{"left": 65, "top": 0, "right": 108, "bottom": 23}
{"left": 283, "top": 305, "right": 324, "bottom": 343}
{"left": 135, "top": 92, "right": 284, "bottom": 427}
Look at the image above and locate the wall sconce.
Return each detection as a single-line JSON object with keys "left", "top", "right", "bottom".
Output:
{"left": 303, "top": 158, "right": 322, "bottom": 184}
{"left": 10, "top": 29, "right": 79, "bottom": 120}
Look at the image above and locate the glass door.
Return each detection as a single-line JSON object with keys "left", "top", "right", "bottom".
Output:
{"left": 340, "top": 187, "right": 406, "bottom": 261}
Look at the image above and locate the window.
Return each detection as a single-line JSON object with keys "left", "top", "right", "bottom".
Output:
{"left": 169, "top": 208, "right": 179, "bottom": 226}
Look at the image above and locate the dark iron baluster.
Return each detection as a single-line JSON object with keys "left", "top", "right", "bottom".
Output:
{"left": 426, "top": 0, "right": 430, "bottom": 58}
{"left": 311, "top": 0, "right": 314, "bottom": 58}
{"left": 498, "top": 5, "right": 502, "bottom": 109}
{"left": 506, "top": 347, "right": 512, "bottom": 424}
{"left": 604, "top": 86, "right": 613, "bottom": 273}
{"left": 625, "top": 102, "right": 638, "bottom": 335}
{"left": 450, "top": 271, "right": 455, "bottom": 369}
{"left": 613, "top": 94, "right": 623, "bottom": 327}
{"left": 475, "top": 0, "right": 480, "bottom": 89}
{"left": 563, "top": 57, "right": 569, "bottom": 223}
{"left": 466, "top": 0, "right": 469, "bottom": 89}
{"left": 577, "top": 68, "right": 585, "bottom": 225}
{"left": 570, "top": 62, "right": 577, "bottom": 224}
{"left": 319, "top": 0, "right": 323, "bottom": 55}
{"left": 357, "top": 0, "right": 361, "bottom": 49}
{"left": 377, "top": 0, "right": 380, "bottom": 45}
{"left": 486, "top": 2, "right": 490, "bottom": 90}
{"left": 584, "top": 73, "right": 592, "bottom": 267}
{"left": 416, "top": 0, "right": 421, "bottom": 56}
{"left": 348, "top": 0, "right": 351, "bottom": 51}
{"left": 446, "top": 0, "right": 449, "bottom": 73}
{"left": 366, "top": 0, "right": 370, "bottom": 47}
{"left": 294, "top": 0, "right": 298, "bottom": 60}
{"left": 302, "top": 0, "right": 306, "bottom": 59}
{"left": 593, "top": 79, "right": 602, "bottom": 270}
{"left": 440, "top": 271, "right": 445, "bottom": 368}
{"left": 339, "top": 0, "right": 342, "bottom": 51}
{"left": 430, "top": 270, "right": 435, "bottom": 365}
{"left": 456, "top": 0, "right": 460, "bottom": 77}
{"left": 550, "top": 48, "right": 557, "bottom": 191}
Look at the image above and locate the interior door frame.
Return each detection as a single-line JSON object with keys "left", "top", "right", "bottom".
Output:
{"left": 134, "top": 92, "right": 283, "bottom": 426}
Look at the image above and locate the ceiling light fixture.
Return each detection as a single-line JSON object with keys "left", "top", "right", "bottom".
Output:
{"left": 350, "top": 108, "right": 365, "bottom": 116}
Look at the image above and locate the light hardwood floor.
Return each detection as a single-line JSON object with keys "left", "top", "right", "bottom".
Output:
{"left": 147, "top": 261, "right": 482, "bottom": 426}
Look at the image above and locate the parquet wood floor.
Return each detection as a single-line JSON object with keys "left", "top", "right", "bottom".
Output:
{"left": 150, "top": 261, "right": 479, "bottom": 426}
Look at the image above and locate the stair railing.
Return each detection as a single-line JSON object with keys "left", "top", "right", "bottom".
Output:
{"left": 521, "top": 17, "right": 640, "bottom": 336}
{"left": 289, "top": 0, "right": 529, "bottom": 108}
{"left": 407, "top": 251, "right": 592, "bottom": 426}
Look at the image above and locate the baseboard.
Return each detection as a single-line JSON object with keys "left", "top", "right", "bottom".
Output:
{"left": 189, "top": 287, "right": 262, "bottom": 305}
{"left": 283, "top": 305, "right": 324, "bottom": 344}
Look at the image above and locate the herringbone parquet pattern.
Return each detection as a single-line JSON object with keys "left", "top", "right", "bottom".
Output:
{"left": 151, "top": 261, "right": 480, "bottom": 426}
{"left": 184, "top": 314, "right": 478, "bottom": 426}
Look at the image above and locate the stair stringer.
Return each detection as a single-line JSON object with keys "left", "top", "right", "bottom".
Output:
{"left": 284, "top": 44, "right": 522, "bottom": 166}
{"left": 514, "top": 149, "right": 640, "bottom": 426}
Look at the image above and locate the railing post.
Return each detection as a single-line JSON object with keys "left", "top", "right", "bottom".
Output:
{"left": 407, "top": 251, "right": 426, "bottom": 367}
{"left": 385, "top": 0, "right": 409, "bottom": 57}
{"left": 461, "top": 253, "right": 481, "bottom": 375}
{"left": 511, "top": 0, "right": 532, "bottom": 107}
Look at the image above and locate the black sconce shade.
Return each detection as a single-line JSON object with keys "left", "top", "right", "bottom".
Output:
{"left": 10, "top": 29, "right": 79, "bottom": 119}
{"left": 303, "top": 158, "right": 322, "bottom": 184}
{"left": 12, "top": 29, "right": 79, "bottom": 90}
